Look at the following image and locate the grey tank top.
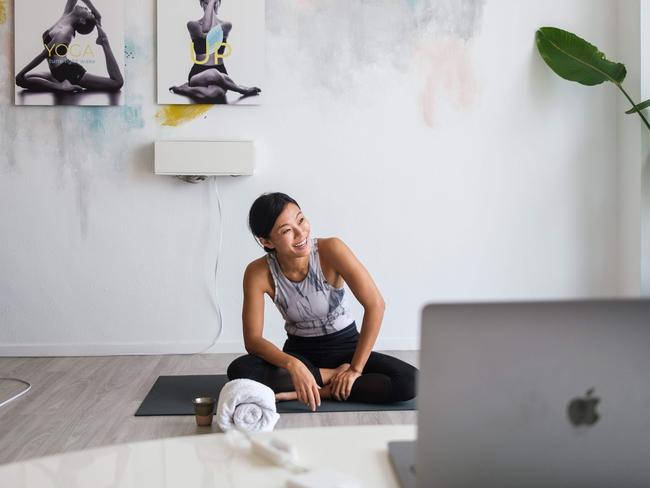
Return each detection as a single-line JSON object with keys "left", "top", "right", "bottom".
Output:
{"left": 266, "top": 238, "right": 355, "bottom": 337}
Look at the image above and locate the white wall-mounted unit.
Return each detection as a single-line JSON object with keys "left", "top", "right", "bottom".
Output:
{"left": 154, "top": 141, "right": 255, "bottom": 176}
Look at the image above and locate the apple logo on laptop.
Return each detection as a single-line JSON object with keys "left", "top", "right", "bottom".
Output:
{"left": 567, "top": 388, "right": 600, "bottom": 426}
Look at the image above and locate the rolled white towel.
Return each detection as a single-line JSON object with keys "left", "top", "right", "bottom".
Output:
{"left": 216, "top": 379, "right": 280, "bottom": 432}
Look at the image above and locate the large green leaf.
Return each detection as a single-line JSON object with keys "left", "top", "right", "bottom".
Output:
{"left": 536, "top": 27, "right": 626, "bottom": 86}
{"left": 625, "top": 99, "right": 650, "bottom": 114}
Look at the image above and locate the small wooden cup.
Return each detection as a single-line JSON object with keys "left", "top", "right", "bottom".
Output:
{"left": 192, "top": 397, "right": 216, "bottom": 427}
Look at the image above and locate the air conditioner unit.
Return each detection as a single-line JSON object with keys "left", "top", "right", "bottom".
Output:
{"left": 154, "top": 140, "right": 255, "bottom": 176}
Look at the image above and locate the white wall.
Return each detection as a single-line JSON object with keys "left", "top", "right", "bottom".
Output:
{"left": 0, "top": 0, "right": 623, "bottom": 356}
{"left": 617, "top": 0, "right": 642, "bottom": 295}
{"left": 641, "top": 1, "right": 650, "bottom": 294}
{"left": 617, "top": 0, "right": 650, "bottom": 295}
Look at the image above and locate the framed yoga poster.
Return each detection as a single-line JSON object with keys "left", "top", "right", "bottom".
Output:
{"left": 157, "top": 0, "right": 264, "bottom": 105}
{"left": 14, "top": 0, "right": 125, "bottom": 106}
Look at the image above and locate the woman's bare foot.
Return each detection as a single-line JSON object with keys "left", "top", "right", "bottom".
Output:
{"left": 241, "top": 86, "right": 261, "bottom": 97}
{"left": 59, "top": 80, "right": 84, "bottom": 93}
{"left": 275, "top": 391, "right": 298, "bottom": 402}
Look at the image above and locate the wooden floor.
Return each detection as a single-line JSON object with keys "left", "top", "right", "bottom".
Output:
{"left": 0, "top": 352, "right": 418, "bottom": 465}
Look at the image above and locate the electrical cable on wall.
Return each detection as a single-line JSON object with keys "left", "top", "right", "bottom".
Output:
{"left": 0, "top": 378, "right": 32, "bottom": 409}
{"left": 199, "top": 176, "right": 224, "bottom": 353}
{"left": 172, "top": 175, "right": 224, "bottom": 354}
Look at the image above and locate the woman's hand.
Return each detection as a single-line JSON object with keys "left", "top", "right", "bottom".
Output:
{"left": 287, "top": 360, "right": 321, "bottom": 411}
{"left": 330, "top": 364, "right": 361, "bottom": 401}
{"left": 80, "top": 0, "right": 102, "bottom": 24}
{"left": 95, "top": 25, "right": 108, "bottom": 46}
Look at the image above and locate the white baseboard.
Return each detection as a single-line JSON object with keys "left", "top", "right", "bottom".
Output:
{"left": 0, "top": 337, "right": 418, "bottom": 357}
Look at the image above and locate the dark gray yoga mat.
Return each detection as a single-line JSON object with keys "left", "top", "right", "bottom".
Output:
{"left": 135, "top": 375, "right": 416, "bottom": 416}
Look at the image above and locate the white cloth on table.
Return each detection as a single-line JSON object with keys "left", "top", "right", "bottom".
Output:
{"left": 216, "top": 378, "right": 280, "bottom": 432}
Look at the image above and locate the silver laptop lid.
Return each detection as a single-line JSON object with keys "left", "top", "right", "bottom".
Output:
{"left": 417, "top": 299, "right": 650, "bottom": 488}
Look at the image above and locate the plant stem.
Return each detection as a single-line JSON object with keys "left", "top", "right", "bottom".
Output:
{"left": 616, "top": 83, "right": 650, "bottom": 132}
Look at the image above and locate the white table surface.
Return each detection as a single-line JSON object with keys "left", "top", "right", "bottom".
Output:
{"left": 0, "top": 424, "right": 416, "bottom": 487}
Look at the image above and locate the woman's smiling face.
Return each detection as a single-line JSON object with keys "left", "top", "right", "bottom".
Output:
{"left": 262, "top": 203, "right": 311, "bottom": 257}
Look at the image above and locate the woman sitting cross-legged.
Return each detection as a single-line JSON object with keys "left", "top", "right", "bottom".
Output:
{"left": 227, "top": 192, "right": 418, "bottom": 411}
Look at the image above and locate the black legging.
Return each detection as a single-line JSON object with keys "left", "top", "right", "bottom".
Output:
{"left": 227, "top": 323, "right": 418, "bottom": 404}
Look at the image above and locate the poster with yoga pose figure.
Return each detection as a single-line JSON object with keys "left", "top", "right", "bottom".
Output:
{"left": 14, "top": 0, "right": 125, "bottom": 106}
{"left": 157, "top": 0, "right": 264, "bottom": 105}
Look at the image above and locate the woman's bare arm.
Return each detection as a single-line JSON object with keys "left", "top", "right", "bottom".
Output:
{"left": 242, "top": 260, "right": 295, "bottom": 368}
{"left": 200, "top": 0, "right": 217, "bottom": 33}
{"left": 63, "top": 0, "right": 78, "bottom": 14}
{"left": 80, "top": 0, "right": 101, "bottom": 22}
{"left": 63, "top": 0, "right": 101, "bottom": 23}
{"left": 16, "top": 49, "right": 48, "bottom": 83}
{"left": 321, "top": 238, "right": 385, "bottom": 373}
{"left": 242, "top": 259, "right": 321, "bottom": 411}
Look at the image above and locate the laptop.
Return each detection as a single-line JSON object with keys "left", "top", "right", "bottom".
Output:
{"left": 389, "top": 299, "right": 650, "bottom": 488}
